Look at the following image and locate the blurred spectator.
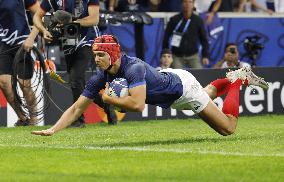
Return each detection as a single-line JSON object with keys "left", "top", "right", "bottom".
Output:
{"left": 266, "top": 0, "right": 275, "bottom": 11}
{"left": 114, "top": 0, "right": 149, "bottom": 12}
{"left": 195, "top": 0, "right": 223, "bottom": 24}
{"left": 156, "top": 49, "right": 173, "bottom": 70}
{"left": 269, "top": 0, "right": 284, "bottom": 12}
{"left": 213, "top": 43, "right": 250, "bottom": 68}
{"left": 162, "top": 0, "right": 209, "bottom": 69}
{"left": 232, "top": 0, "right": 241, "bottom": 11}
{"left": 238, "top": 0, "right": 274, "bottom": 14}
{"left": 147, "top": 0, "right": 161, "bottom": 11}
{"left": 108, "top": 0, "right": 117, "bottom": 11}
{"left": 195, "top": 0, "right": 224, "bottom": 46}
{"left": 107, "top": 0, "right": 183, "bottom": 12}
{"left": 156, "top": 0, "right": 182, "bottom": 12}
{"left": 99, "top": 0, "right": 110, "bottom": 11}
{"left": 209, "top": 0, "right": 234, "bottom": 12}
{"left": 261, "top": 0, "right": 284, "bottom": 13}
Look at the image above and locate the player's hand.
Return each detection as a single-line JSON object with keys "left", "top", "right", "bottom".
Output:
{"left": 101, "top": 83, "right": 111, "bottom": 103}
{"left": 104, "top": 82, "right": 110, "bottom": 95}
{"left": 31, "top": 128, "right": 55, "bottom": 136}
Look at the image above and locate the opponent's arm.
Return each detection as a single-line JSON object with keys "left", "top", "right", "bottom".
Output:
{"left": 32, "top": 96, "right": 93, "bottom": 136}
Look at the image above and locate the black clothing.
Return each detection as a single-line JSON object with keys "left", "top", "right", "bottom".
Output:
{"left": 0, "top": 42, "right": 33, "bottom": 79}
{"left": 65, "top": 46, "right": 92, "bottom": 103}
{"left": 116, "top": 0, "right": 149, "bottom": 12}
{"left": 162, "top": 13, "right": 209, "bottom": 58}
{"left": 209, "top": 0, "right": 234, "bottom": 12}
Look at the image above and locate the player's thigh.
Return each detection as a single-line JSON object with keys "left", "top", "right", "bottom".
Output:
{"left": 198, "top": 99, "right": 230, "bottom": 129}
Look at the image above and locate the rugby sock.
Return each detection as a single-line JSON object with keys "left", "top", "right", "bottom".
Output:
{"left": 210, "top": 78, "right": 231, "bottom": 96}
{"left": 222, "top": 79, "right": 242, "bottom": 118}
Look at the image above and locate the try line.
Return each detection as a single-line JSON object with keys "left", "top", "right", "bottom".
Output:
{"left": 0, "top": 144, "right": 283, "bottom": 157}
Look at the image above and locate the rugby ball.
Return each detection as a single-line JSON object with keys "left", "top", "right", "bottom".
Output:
{"left": 108, "top": 78, "right": 129, "bottom": 112}
{"left": 108, "top": 78, "right": 129, "bottom": 98}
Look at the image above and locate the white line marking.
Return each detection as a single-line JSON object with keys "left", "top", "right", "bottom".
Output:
{"left": 0, "top": 144, "right": 283, "bottom": 157}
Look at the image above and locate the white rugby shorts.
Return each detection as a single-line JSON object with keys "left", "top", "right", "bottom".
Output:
{"left": 161, "top": 68, "right": 210, "bottom": 113}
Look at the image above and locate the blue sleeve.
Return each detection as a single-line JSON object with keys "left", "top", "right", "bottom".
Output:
{"left": 82, "top": 72, "right": 106, "bottom": 99}
{"left": 25, "top": 0, "right": 37, "bottom": 8}
{"left": 125, "top": 63, "right": 146, "bottom": 88}
{"left": 88, "top": 0, "right": 99, "bottom": 6}
{"left": 40, "top": 0, "right": 52, "bottom": 12}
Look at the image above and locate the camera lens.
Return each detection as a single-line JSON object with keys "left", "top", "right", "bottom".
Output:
{"left": 64, "top": 23, "right": 80, "bottom": 38}
{"left": 67, "top": 25, "right": 78, "bottom": 36}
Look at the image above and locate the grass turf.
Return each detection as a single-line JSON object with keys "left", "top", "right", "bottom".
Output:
{"left": 0, "top": 115, "right": 283, "bottom": 181}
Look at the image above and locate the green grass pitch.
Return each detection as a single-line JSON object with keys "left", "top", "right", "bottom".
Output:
{"left": 0, "top": 115, "right": 283, "bottom": 181}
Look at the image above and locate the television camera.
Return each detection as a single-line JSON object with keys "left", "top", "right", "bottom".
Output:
{"left": 243, "top": 35, "right": 264, "bottom": 66}
{"left": 44, "top": 10, "right": 81, "bottom": 46}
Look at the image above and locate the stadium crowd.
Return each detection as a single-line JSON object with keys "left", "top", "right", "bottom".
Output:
{"left": 99, "top": 0, "right": 283, "bottom": 13}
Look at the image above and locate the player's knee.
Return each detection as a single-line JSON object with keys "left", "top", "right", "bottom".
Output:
{"left": 219, "top": 126, "right": 235, "bottom": 136}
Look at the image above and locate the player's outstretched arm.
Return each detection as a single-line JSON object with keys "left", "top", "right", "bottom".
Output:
{"left": 31, "top": 96, "right": 93, "bottom": 136}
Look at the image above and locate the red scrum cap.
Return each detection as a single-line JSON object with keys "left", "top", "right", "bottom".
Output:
{"left": 92, "top": 35, "right": 121, "bottom": 65}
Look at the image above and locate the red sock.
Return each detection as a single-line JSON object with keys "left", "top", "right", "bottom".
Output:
{"left": 210, "top": 78, "right": 231, "bottom": 97}
{"left": 222, "top": 79, "right": 242, "bottom": 118}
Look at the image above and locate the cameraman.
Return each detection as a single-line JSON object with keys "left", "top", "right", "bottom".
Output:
{"left": 214, "top": 43, "right": 250, "bottom": 68}
{"left": 33, "top": 0, "right": 101, "bottom": 127}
